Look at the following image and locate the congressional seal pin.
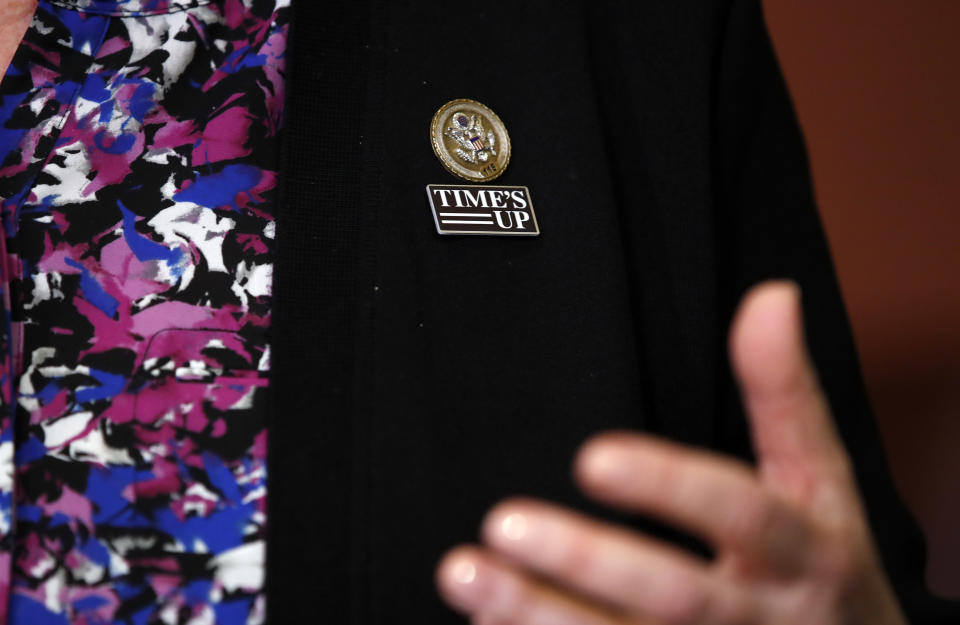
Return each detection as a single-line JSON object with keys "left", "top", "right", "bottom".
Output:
{"left": 427, "top": 99, "right": 539, "bottom": 236}
{"left": 430, "top": 98, "right": 510, "bottom": 182}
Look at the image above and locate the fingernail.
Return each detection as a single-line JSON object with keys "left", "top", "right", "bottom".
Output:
{"left": 437, "top": 551, "right": 486, "bottom": 611}
{"left": 451, "top": 556, "right": 477, "bottom": 584}
{"left": 776, "top": 278, "right": 802, "bottom": 302}
{"left": 580, "top": 445, "right": 625, "bottom": 485}
{"left": 484, "top": 506, "right": 534, "bottom": 548}
{"left": 500, "top": 512, "right": 528, "bottom": 541}
{"left": 483, "top": 505, "right": 552, "bottom": 559}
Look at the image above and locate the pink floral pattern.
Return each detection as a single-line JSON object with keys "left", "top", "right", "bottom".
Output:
{"left": 0, "top": 0, "right": 286, "bottom": 621}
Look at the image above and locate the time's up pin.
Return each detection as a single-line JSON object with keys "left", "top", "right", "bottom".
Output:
{"left": 426, "top": 99, "right": 539, "bottom": 236}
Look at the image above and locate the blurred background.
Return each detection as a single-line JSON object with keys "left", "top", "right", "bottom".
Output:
{"left": 762, "top": 0, "right": 960, "bottom": 598}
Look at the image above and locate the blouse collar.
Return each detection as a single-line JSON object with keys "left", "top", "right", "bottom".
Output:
{"left": 48, "top": 0, "right": 211, "bottom": 16}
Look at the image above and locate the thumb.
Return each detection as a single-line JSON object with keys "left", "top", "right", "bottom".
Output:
{"left": 729, "top": 280, "right": 857, "bottom": 514}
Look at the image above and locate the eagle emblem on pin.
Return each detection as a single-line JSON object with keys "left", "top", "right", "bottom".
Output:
{"left": 430, "top": 99, "right": 511, "bottom": 182}
{"left": 446, "top": 112, "right": 496, "bottom": 164}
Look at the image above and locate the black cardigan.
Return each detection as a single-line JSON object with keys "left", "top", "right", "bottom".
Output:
{"left": 266, "top": 0, "right": 958, "bottom": 622}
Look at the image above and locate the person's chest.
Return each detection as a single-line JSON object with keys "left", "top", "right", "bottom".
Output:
{"left": 268, "top": 2, "right": 733, "bottom": 622}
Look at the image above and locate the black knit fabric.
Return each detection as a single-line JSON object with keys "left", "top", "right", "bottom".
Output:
{"left": 267, "top": 0, "right": 960, "bottom": 623}
{"left": 266, "top": 0, "right": 373, "bottom": 621}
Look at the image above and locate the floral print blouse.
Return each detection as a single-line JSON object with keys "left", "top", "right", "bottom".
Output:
{"left": 0, "top": 0, "right": 287, "bottom": 622}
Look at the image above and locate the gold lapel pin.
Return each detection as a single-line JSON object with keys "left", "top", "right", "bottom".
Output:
{"left": 426, "top": 99, "right": 538, "bottom": 236}
{"left": 430, "top": 98, "right": 511, "bottom": 182}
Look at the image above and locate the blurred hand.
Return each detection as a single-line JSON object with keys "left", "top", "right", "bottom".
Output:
{"left": 435, "top": 281, "right": 908, "bottom": 625}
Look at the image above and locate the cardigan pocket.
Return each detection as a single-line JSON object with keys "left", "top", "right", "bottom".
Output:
{"left": 129, "top": 328, "right": 268, "bottom": 509}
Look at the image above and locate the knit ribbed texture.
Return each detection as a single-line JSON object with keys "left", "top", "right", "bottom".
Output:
{"left": 266, "top": 0, "right": 374, "bottom": 621}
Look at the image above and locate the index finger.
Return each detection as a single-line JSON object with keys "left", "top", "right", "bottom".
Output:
{"left": 573, "top": 431, "right": 814, "bottom": 577}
